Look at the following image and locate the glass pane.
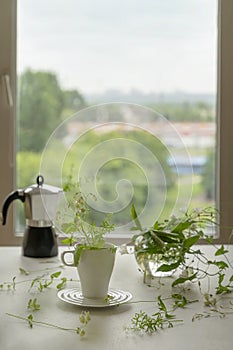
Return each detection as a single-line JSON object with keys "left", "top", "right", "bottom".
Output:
{"left": 17, "top": 0, "right": 217, "bottom": 236}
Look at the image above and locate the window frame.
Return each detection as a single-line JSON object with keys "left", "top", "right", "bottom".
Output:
{"left": 0, "top": 0, "right": 232, "bottom": 245}
{"left": 0, "top": 0, "right": 20, "bottom": 245}
{"left": 217, "top": 0, "right": 233, "bottom": 243}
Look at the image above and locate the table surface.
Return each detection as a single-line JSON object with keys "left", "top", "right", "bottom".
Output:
{"left": 0, "top": 245, "right": 233, "bottom": 350}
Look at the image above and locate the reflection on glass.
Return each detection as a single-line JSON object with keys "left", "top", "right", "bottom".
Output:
{"left": 17, "top": 0, "right": 217, "bottom": 235}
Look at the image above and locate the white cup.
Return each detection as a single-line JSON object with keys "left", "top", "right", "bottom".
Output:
{"left": 61, "top": 243, "right": 116, "bottom": 299}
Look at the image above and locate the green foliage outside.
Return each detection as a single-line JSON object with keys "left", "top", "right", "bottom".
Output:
{"left": 17, "top": 69, "right": 215, "bottom": 229}
{"left": 61, "top": 128, "right": 175, "bottom": 226}
{"left": 17, "top": 152, "right": 41, "bottom": 187}
{"left": 18, "top": 69, "right": 86, "bottom": 152}
{"left": 201, "top": 149, "right": 215, "bottom": 200}
{"left": 149, "top": 102, "right": 215, "bottom": 122}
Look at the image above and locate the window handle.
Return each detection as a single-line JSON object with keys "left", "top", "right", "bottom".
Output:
{"left": 3, "top": 74, "right": 13, "bottom": 108}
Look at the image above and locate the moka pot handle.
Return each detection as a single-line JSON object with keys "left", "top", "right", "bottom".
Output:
{"left": 1, "top": 190, "right": 25, "bottom": 225}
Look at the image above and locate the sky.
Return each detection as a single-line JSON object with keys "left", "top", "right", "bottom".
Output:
{"left": 18, "top": 0, "right": 218, "bottom": 95}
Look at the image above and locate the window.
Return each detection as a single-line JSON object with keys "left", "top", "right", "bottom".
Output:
{"left": 0, "top": 0, "right": 232, "bottom": 245}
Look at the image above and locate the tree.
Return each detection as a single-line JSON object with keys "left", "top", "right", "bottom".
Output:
{"left": 19, "top": 69, "right": 65, "bottom": 152}
{"left": 62, "top": 89, "right": 86, "bottom": 116}
{"left": 19, "top": 69, "right": 87, "bottom": 152}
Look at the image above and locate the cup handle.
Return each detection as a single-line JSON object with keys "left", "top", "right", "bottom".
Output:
{"left": 61, "top": 250, "right": 75, "bottom": 266}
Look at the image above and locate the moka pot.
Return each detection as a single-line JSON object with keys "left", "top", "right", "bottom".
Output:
{"left": 1, "top": 175, "right": 63, "bottom": 257}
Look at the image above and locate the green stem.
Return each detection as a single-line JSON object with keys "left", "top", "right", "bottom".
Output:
{"left": 6, "top": 313, "right": 78, "bottom": 333}
{"left": 129, "top": 300, "right": 157, "bottom": 304}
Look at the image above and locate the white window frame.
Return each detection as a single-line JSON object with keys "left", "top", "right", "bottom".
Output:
{"left": 0, "top": 0, "right": 232, "bottom": 245}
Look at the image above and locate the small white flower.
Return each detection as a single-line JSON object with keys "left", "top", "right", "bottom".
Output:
{"left": 118, "top": 244, "right": 133, "bottom": 255}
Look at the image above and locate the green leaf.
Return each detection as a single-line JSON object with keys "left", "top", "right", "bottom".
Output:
{"left": 56, "top": 277, "right": 67, "bottom": 290}
{"left": 61, "top": 237, "right": 76, "bottom": 246}
{"left": 172, "top": 221, "right": 192, "bottom": 234}
{"left": 30, "top": 278, "right": 39, "bottom": 290}
{"left": 216, "top": 285, "right": 232, "bottom": 295}
{"left": 27, "top": 298, "right": 40, "bottom": 311}
{"left": 157, "top": 260, "right": 181, "bottom": 272}
{"left": 27, "top": 314, "right": 34, "bottom": 328}
{"left": 74, "top": 245, "right": 86, "bottom": 266}
{"left": 157, "top": 295, "right": 167, "bottom": 312}
{"left": 165, "top": 313, "right": 176, "bottom": 319}
{"left": 131, "top": 203, "right": 143, "bottom": 231}
{"left": 155, "top": 231, "right": 181, "bottom": 243}
{"left": 183, "top": 235, "right": 200, "bottom": 249}
{"left": 19, "top": 267, "right": 29, "bottom": 275}
{"left": 50, "top": 271, "right": 62, "bottom": 279}
{"left": 208, "top": 260, "right": 229, "bottom": 270}
{"left": 39, "top": 282, "right": 44, "bottom": 292}
{"left": 172, "top": 294, "right": 188, "bottom": 308}
{"left": 215, "top": 245, "right": 229, "bottom": 256}
{"left": 153, "top": 221, "right": 160, "bottom": 230}
{"left": 218, "top": 273, "right": 225, "bottom": 284}
{"left": 205, "top": 236, "right": 213, "bottom": 244}
{"left": 172, "top": 273, "right": 197, "bottom": 287}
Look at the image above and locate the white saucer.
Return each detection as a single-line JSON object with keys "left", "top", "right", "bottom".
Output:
{"left": 57, "top": 288, "right": 132, "bottom": 308}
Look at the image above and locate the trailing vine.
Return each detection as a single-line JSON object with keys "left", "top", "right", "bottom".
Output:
{"left": 6, "top": 311, "right": 91, "bottom": 336}
{"left": 122, "top": 205, "right": 233, "bottom": 334}
{"left": 2, "top": 204, "right": 233, "bottom": 338}
{"left": 2, "top": 266, "right": 91, "bottom": 338}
